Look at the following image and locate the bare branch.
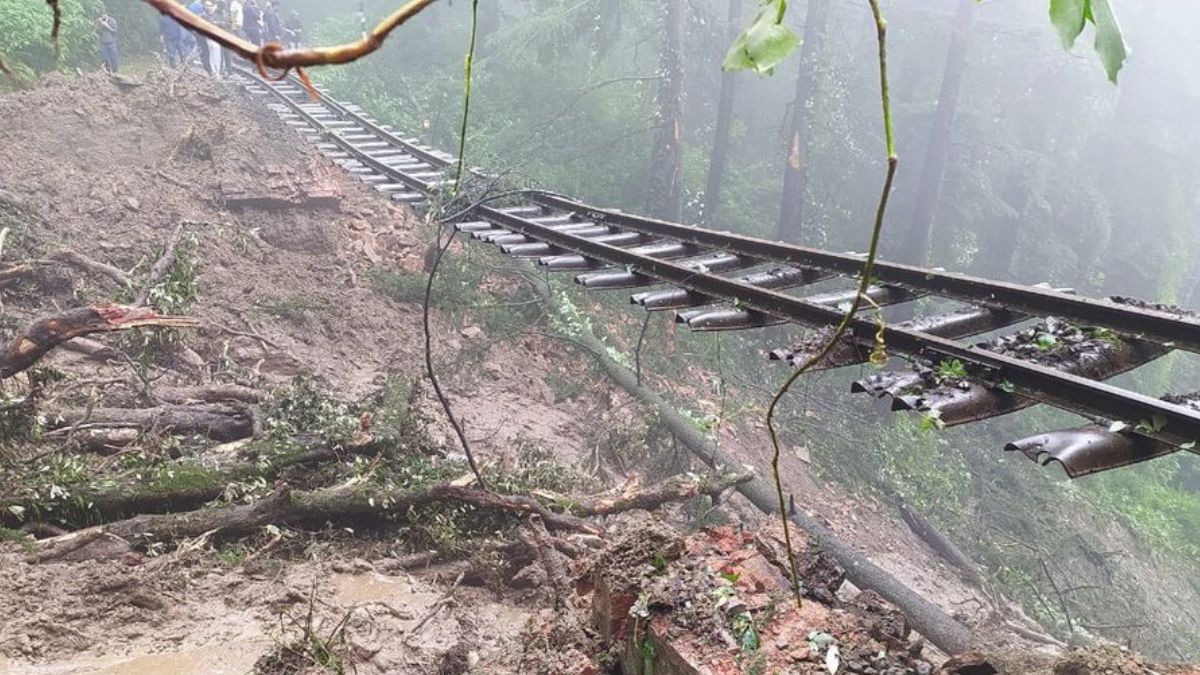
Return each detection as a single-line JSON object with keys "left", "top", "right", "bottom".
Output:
{"left": 140, "top": 0, "right": 439, "bottom": 78}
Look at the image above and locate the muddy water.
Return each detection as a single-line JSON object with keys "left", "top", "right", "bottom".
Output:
{"left": 0, "top": 640, "right": 266, "bottom": 675}
{"left": 0, "top": 573, "right": 461, "bottom": 674}
{"left": 332, "top": 571, "right": 417, "bottom": 605}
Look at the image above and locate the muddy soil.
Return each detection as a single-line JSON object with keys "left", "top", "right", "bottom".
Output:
{"left": 0, "top": 69, "right": 1192, "bottom": 673}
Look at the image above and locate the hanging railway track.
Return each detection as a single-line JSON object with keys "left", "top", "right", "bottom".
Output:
{"left": 235, "top": 68, "right": 1200, "bottom": 478}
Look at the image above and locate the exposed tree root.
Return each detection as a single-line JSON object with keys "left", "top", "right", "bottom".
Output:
{"left": 0, "top": 305, "right": 198, "bottom": 379}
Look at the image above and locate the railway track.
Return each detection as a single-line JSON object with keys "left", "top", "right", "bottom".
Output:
{"left": 235, "top": 68, "right": 1200, "bottom": 478}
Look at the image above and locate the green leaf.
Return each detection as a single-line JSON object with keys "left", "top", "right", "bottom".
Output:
{"left": 723, "top": 0, "right": 800, "bottom": 76}
{"left": 1088, "top": 0, "right": 1127, "bottom": 83}
{"left": 1047, "top": 0, "right": 1127, "bottom": 83}
{"left": 1048, "top": 0, "right": 1088, "bottom": 48}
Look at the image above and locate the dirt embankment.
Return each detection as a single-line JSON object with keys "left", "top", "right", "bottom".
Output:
{"left": 0, "top": 69, "right": 620, "bottom": 674}
{"left": 0, "top": 70, "right": 1193, "bottom": 674}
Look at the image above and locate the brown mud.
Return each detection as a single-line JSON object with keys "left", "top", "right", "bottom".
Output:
{"left": 0, "top": 70, "right": 1193, "bottom": 674}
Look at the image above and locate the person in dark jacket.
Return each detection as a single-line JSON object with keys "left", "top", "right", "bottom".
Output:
{"left": 96, "top": 12, "right": 119, "bottom": 73}
{"left": 158, "top": 13, "right": 183, "bottom": 67}
{"left": 243, "top": 0, "right": 263, "bottom": 45}
{"left": 186, "top": 0, "right": 209, "bottom": 72}
{"left": 263, "top": 0, "right": 281, "bottom": 44}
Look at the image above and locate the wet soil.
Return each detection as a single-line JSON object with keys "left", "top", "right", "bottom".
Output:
{"left": 0, "top": 69, "right": 1192, "bottom": 673}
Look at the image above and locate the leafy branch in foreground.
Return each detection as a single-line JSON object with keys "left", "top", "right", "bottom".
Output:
{"left": 724, "top": 0, "right": 1127, "bottom": 82}
{"left": 1049, "top": 0, "right": 1127, "bottom": 83}
{"left": 722, "top": 0, "right": 799, "bottom": 76}
{"left": 764, "top": 0, "right": 899, "bottom": 609}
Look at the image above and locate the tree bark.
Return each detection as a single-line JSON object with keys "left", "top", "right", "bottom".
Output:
{"left": 775, "top": 0, "right": 833, "bottom": 243}
{"left": 0, "top": 305, "right": 198, "bottom": 379}
{"left": 895, "top": 0, "right": 975, "bottom": 266}
{"left": 646, "top": 0, "right": 685, "bottom": 222}
{"left": 154, "top": 384, "right": 264, "bottom": 405}
{"left": 32, "top": 472, "right": 751, "bottom": 545}
{"left": 48, "top": 402, "right": 258, "bottom": 442}
{"left": 2, "top": 436, "right": 383, "bottom": 521}
{"left": 700, "top": 0, "right": 743, "bottom": 226}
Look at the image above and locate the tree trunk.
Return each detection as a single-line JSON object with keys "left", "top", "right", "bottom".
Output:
{"left": 34, "top": 473, "right": 751, "bottom": 545}
{"left": 896, "top": 0, "right": 976, "bottom": 266}
{"left": 646, "top": 0, "right": 685, "bottom": 222}
{"left": 700, "top": 0, "right": 743, "bottom": 226}
{"left": 775, "top": 0, "right": 833, "bottom": 243}
{"left": 48, "top": 403, "right": 258, "bottom": 443}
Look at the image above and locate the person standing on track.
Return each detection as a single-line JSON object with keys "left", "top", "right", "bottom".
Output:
{"left": 263, "top": 0, "right": 282, "bottom": 44}
{"left": 243, "top": 0, "right": 264, "bottom": 45}
{"left": 229, "top": 0, "right": 244, "bottom": 36}
{"left": 96, "top": 11, "right": 119, "bottom": 73}
{"left": 201, "top": 1, "right": 223, "bottom": 76}
{"left": 158, "top": 13, "right": 183, "bottom": 68}
{"left": 282, "top": 11, "right": 303, "bottom": 49}
{"left": 186, "top": 0, "right": 210, "bottom": 73}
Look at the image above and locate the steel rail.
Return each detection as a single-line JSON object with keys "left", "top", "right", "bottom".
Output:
{"left": 530, "top": 193, "right": 1200, "bottom": 354}
{"left": 241, "top": 70, "right": 1200, "bottom": 453}
{"left": 263, "top": 73, "right": 1200, "bottom": 357}
{"left": 475, "top": 207, "right": 1200, "bottom": 446}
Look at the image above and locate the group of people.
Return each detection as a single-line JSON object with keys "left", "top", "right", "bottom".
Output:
{"left": 157, "top": 0, "right": 304, "bottom": 76}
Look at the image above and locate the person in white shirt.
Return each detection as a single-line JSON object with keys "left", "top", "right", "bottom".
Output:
{"left": 230, "top": 0, "right": 244, "bottom": 34}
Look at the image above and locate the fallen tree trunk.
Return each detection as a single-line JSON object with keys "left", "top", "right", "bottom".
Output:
{"left": 0, "top": 304, "right": 198, "bottom": 379}
{"left": 574, "top": 471, "right": 753, "bottom": 516}
{"left": 898, "top": 502, "right": 982, "bottom": 585}
{"left": 155, "top": 384, "right": 264, "bottom": 405}
{"left": 48, "top": 402, "right": 258, "bottom": 442}
{"left": 34, "top": 472, "right": 749, "bottom": 545}
{"left": 2, "top": 435, "right": 383, "bottom": 521}
{"left": 528, "top": 276, "right": 980, "bottom": 656}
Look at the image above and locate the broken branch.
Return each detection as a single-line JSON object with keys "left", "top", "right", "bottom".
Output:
{"left": 25, "top": 472, "right": 752, "bottom": 549}
{"left": 0, "top": 305, "right": 198, "bottom": 379}
{"left": 45, "top": 250, "right": 133, "bottom": 288}
{"left": 136, "top": 222, "right": 186, "bottom": 306}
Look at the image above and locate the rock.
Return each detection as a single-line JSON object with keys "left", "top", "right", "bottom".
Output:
{"left": 483, "top": 360, "right": 503, "bottom": 379}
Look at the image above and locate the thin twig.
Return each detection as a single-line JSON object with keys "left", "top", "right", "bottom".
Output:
{"left": 1038, "top": 557, "right": 1075, "bottom": 632}
{"left": 404, "top": 571, "right": 464, "bottom": 642}
{"left": 764, "top": 0, "right": 898, "bottom": 609}
{"left": 453, "top": 0, "right": 481, "bottom": 191}
{"left": 634, "top": 311, "right": 652, "bottom": 386}
{"left": 423, "top": 225, "right": 486, "bottom": 488}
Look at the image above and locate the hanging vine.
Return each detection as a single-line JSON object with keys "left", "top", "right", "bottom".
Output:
{"left": 764, "top": 0, "right": 899, "bottom": 608}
